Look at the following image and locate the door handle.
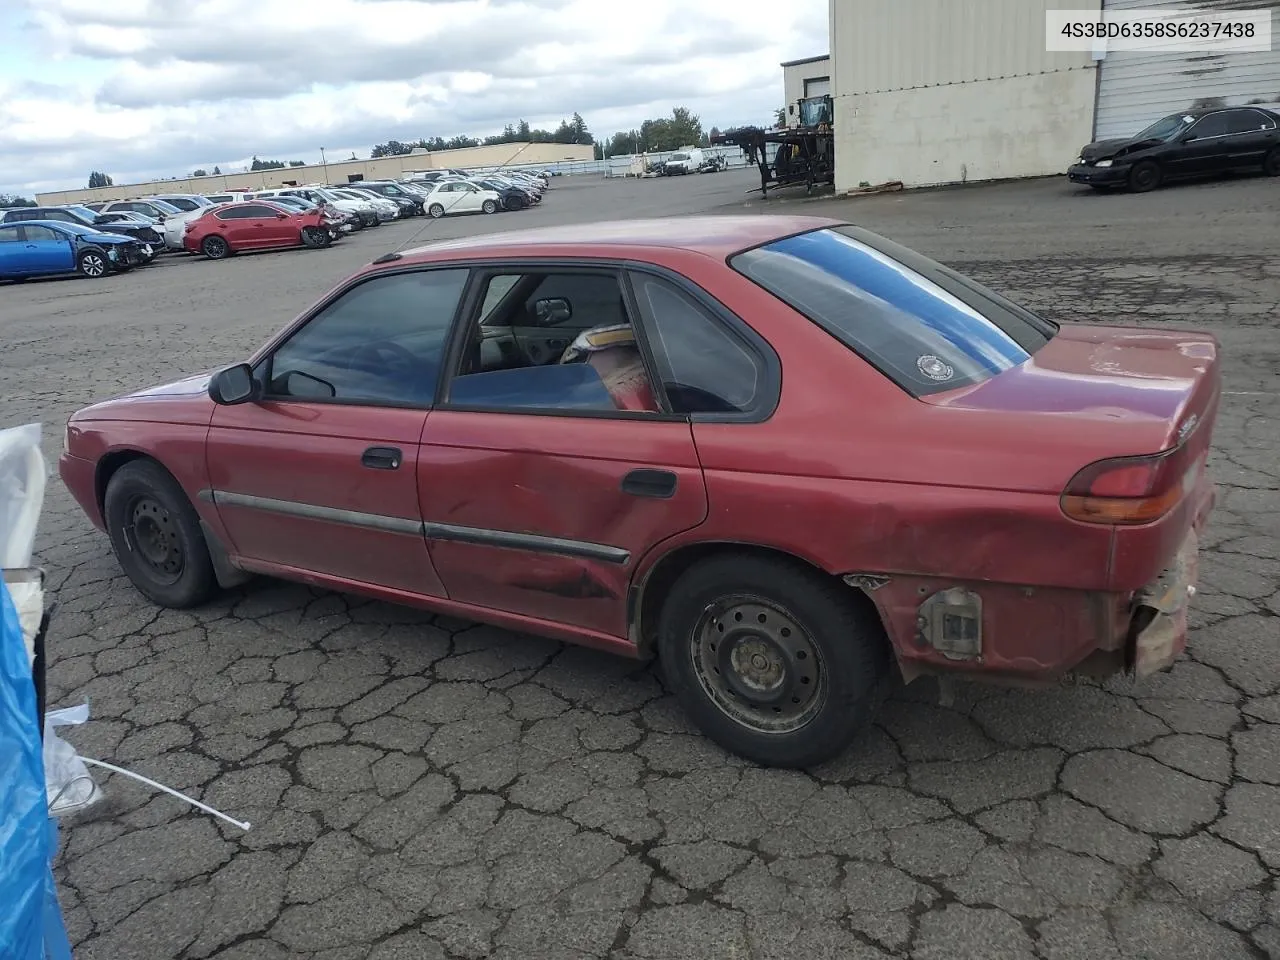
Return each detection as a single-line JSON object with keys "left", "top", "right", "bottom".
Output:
{"left": 361, "top": 446, "right": 402, "bottom": 470}
{"left": 621, "top": 468, "right": 677, "bottom": 499}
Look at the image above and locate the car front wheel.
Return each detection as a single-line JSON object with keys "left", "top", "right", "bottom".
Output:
{"left": 482, "top": 199, "right": 498, "bottom": 214}
{"left": 104, "top": 459, "right": 218, "bottom": 608}
{"left": 1128, "top": 159, "right": 1162, "bottom": 193}
{"left": 657, "top": 555, "right": 890, "bottom": 768}
{"left": 428, "top": 203, "right": 445, "bottom": 219}
{"left": 77, "top": 249, "right": 108, "bottom": 278}
{"left": 301, "top": 226, "right": 330, "bottom": 248}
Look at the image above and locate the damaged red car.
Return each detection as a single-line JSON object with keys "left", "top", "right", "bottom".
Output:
{"left": 59, "top": 216, "right": 1219, "bottom": 767}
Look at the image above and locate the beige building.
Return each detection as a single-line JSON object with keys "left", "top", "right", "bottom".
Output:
{"left": 781, "top": 54, "right": 832, "bottom": 127}
{"left": 35, "top": 141, "right": 595, "bottom": 206}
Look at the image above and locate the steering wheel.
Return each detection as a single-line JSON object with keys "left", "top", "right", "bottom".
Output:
{"left": 347, "top": 339, "right": 419, "bottom": 376}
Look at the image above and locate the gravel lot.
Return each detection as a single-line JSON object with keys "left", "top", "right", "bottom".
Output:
{"left": 3, "top": 169, "right": 1278, "bottom": 960}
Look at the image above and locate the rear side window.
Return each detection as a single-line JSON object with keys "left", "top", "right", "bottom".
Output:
{"left": 731, "top": 226, "right": 1055, "bottom": 397}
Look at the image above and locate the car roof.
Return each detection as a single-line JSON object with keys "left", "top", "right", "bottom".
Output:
{"left": 396, "top": 215, "right": 842, "bottom": 263}
{"left": 5, "top": 219, "right": 82, "bottom": 230}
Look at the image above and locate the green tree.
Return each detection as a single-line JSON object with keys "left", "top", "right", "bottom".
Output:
{"left": 0, "top": 193, "right": 36, "bottom": 208}
{"left": 289, "top": 160, "right": 306, "bottom": 167}
{"left": 212, "top": 165, "right": 222, "bottom": 175}
{"left": 87, "top": 170, "right": 113, "bottom": 188}
{"left": 774, "top": 107, "right": 787, "bottom": 127}
{"left": 250, "top": 156, "right": 289, "bottom": 171}
{"left": 192, "top": 168, "right": 208, "bottom": 177}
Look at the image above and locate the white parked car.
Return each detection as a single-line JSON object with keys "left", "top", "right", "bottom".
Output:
{"left": 261, "top": 187, "right": 381, "bottom": 227}
{"left": 421, "top": 181, "right": 503, "bottom": 218}
{"left": 329, "top": 188, "right": 400, "bottom": 220}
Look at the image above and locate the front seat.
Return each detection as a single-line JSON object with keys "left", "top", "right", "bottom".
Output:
{"left": 559, "top": 323, "right": 659, "bottom": 412}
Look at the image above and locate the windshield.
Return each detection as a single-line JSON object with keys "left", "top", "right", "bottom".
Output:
{"left": 145, "top": 199, "right": 182, "bottom": 214}
{"left": 730, "top": 226, "right": 1057, "bottom": 397}
{"left": 1134, "top": 113, "right": 1193, "bottom": 142}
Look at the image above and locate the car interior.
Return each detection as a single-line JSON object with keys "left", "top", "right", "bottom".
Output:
{"left": 449, "top": 271, "right": 662, "bottom": 412}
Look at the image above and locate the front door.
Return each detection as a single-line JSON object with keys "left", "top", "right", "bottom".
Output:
{"left": 418, "top": 265, "right": 709, "bottom": 640}
{"left": 21, "top": 225, "right": 74, "bottom": 273}
{"left": 1175, "top": 112, "right": 1233, "bottom": 176}
{"left": 205, "top": 266, "right": 470, "bottom": 597}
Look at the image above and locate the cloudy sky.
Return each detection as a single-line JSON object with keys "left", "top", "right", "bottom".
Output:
{"left": 0, "top": 0, "right": 828, "bottom": 196}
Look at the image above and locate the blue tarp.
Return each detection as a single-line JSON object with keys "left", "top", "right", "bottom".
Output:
{"left": 0, "top": 581, "right": 71, "bottom": 960}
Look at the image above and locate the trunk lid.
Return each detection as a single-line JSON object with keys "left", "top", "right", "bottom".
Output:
{"left": 923, "top": 322, "right": 1221, "bottom": 484}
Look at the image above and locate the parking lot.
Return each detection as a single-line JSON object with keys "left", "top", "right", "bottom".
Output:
{"left": 4, "top": 168, "right": 1279, "bottom": 959}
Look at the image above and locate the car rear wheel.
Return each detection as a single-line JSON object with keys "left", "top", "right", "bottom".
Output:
{"left": 428, "top": 203, "right": 445, "bottom": 219}
{"left": 201, "top": 235, "right": 230, "bottom": 260}
{"left": 104, "top": 459, "right": 218, "bottom": 608}
{"left": 657, "top": 555, "right": 890, "bottom": 768}
{"left": 482, "top": 199, "right": 498, "bottom": 214}
{"left": 1128, "top": 159, "right": 1162, "bottom": 193}
{"left": 301, "top": 226, "right": 330, "bottom": 248}
{"left": 77, "top": 250, "right": 108, "bottom": 278}
{"left": 1264, "top": 146, "right": 1280, "bottom": 176}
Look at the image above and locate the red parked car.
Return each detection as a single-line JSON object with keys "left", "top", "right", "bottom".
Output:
{"left": 59, "top": 216, "right": 1219, "bottom": 767}
{"left": 183, "top": 200, "right": 339, "bottom": 259}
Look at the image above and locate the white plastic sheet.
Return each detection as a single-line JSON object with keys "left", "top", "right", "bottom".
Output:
{"left": 0, "top": 425, "right": 47, "bottom": 667}
{"left": 43, "top": 705, "right": 101, "bottom": 817}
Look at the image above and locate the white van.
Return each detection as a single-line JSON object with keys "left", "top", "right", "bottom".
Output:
{"left": 664, "top": 147, "right": 704, "bottom": 175}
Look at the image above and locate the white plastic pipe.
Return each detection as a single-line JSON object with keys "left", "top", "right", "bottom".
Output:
{"left": 79, "top": 756, "right": 251, "bottom": 831}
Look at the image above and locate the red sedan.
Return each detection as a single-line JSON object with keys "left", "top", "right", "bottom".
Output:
{"left": 183, "top": 200, "right": 339, "bottom": 259}
{"left": 59, "top": 216, "right": 1219, "bottom": 767}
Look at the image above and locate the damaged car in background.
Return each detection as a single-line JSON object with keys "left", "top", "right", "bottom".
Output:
{"left": 57, "top": 215, "right": 1219, "bottom": 768}
{"left": 1069, "top": 105, "right": 1280, "bottom": 192}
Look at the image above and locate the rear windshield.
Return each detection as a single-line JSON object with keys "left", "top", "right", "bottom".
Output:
{"left": 730, "top": 226, "right": 1057, "bottom": 397}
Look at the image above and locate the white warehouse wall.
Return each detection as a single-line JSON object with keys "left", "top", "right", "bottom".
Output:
{"left": 833, "top": 69, "right": 1098, "bottom": 190}
{"left": 830, "top": 0, "right": 1101, "bottom": 191}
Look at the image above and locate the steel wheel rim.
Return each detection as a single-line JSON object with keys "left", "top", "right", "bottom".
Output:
{"left": 82, "top": 254, "right": 105, "bottom": 276}
{"left": 124, "top": 496, "right": 184, "bottom": 584}
{"left": 690, "top": 595, "right": 827, "bottom": 734}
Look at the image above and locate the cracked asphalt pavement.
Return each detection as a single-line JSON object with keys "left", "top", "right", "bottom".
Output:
{"left": 3, "top": 170, "right": 1278, "bottom": 959}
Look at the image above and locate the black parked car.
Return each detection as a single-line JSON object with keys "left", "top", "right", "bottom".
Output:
{"left": 1069, "top": 106, "right": 1280, "bottom": 193}
{"left": 472, "top": 178, "right": 532, "bottom": 210}
{"left": 0, "top": 206, "right": 162, "bottom": 261}
{"left": 344, "top": 181, "right": 425, "bottom": 216}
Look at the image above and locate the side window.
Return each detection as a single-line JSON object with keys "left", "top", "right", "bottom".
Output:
{"left": 23, "top": 226, "right": 61, "bottom": 242}
{"left": 45, "top": 211, "right": 71, "bottom": 222}
{"left": 266, "top": 268, "right": 468, "bottom": 406}
{"left": 1189, "top": 113, "right": 1230, "bottom": 139}
{"left": 447, "top": 270, "right": 663, "bottom": 414}
{"left": 0, "top": 227, "right": 22, "bottom": 242}
{"left": 629, "top": 273, "right": 764, "bottom": 416}
{"left": 1228, "top": 110, "right": 1274, "bottom": 134}
{"left": 215, "top": 207, "right": 251, "bottom": 220}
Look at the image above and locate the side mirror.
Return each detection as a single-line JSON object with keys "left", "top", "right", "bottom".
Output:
{"left": 208, "top": 363, "right": 258, "bottom": 405}
{"left": 534, "top": 297, "right": 573, "bottom": 324}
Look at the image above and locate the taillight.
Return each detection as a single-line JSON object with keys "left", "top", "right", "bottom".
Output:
{"left": 1061, "top": 449, "right": 1198, "bottom": 525}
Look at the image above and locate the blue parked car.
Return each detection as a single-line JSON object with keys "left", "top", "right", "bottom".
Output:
{"left": 0, "top": 219, "right": 145, "bottom": 281}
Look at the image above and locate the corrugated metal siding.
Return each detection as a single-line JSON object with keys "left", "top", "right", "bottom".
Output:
{"left": 1095, "top": 0, "right": 1280, "bottom": 138}
{"left": 833, "top": 0, "right": 1099, "bottom": 95}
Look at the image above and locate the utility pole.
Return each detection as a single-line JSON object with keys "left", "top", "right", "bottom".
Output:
{"left": 320, "top": 147, "right": 329, "bottom": 183}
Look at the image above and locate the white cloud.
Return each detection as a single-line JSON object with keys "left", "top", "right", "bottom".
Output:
{"left": 0, "top": 0, "right": 828, "bottom": 194}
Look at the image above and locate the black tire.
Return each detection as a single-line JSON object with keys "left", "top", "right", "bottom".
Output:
{"left": 77, "top": 249, "right": 108, "bottom": 278}
{"left": 1264, "top": 146, "right": 1280, "bottom": 177}
{"left": 1128, "top": 159, "right": 1162, "bottom": 193}
{"left": 482, "top": 199, "right": 498, "bottom": 214}
{"left": 657, "top": 555, "right": 890, "bottom": 768}
{"left": 428, "top": 203, "right": 445, "bottom": 219}
{"left": 201, "top": 235, "right": 230, "bottom": 260}
{"left": 103, "top": 459, "right": 218, "bottom": 608}
{"left": 301, "top": 226, "right": 330, "bottom": 248}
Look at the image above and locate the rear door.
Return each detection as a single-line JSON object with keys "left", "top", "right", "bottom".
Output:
{"left": 418, "top": 263, "right": 708, "bottom": 640}
{"left": 1224, "top": 108, "right": 1277, "bottom": 167}
{"left": 0, "top": 224, "right": 31, "bottom": 275}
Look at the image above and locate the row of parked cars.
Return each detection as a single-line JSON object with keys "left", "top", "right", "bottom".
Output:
{"left": 0, "top": 168, "right": 553, "bottom": 281}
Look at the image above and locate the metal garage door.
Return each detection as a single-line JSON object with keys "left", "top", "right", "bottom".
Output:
{"left": 804, "top": 77, "right": 831, "bottom": 98}
{"left": 1094, "top": 0, "right": 1280, "bottom": 140}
